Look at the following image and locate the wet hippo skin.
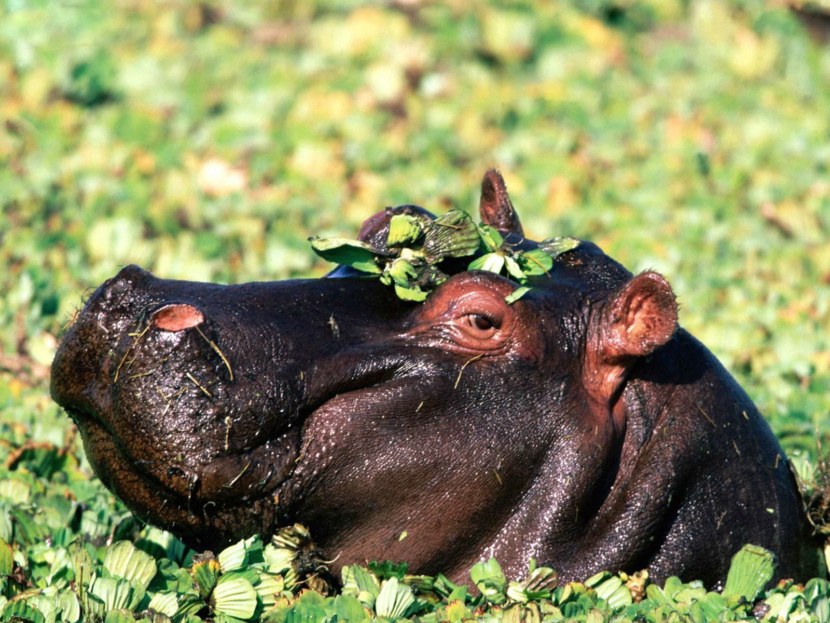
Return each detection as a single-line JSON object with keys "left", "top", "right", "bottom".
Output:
{"left": 51, "top": 170, "right": 822, "bottom": 586}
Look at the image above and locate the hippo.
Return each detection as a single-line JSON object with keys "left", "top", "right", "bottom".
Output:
{"left": 50, "top": 170, "right": 822, "bottom": 587}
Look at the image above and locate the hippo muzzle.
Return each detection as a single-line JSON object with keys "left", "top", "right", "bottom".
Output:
{"left": 51, "top": 264, "right": 414, "bottom": 547}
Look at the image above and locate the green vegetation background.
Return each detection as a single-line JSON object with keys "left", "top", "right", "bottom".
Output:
{"left": 0, "top": 0, "right": 828, "bottom": 618}
{"left": 3, "top": 0, "right": 829, "bottom": 450}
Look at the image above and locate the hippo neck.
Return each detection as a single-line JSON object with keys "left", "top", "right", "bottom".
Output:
{"left": 482, "top": 330, "right": 716, "bottom": 581}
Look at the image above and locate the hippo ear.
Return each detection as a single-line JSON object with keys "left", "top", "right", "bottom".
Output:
{"left": 586, "top": 272, "right": 678, "bottom": 406}
{"left": 479, "top": 169, "right": 524, "bottom": 237}
{"left": 602, "top": 271, "right": 678, "bottom": 363}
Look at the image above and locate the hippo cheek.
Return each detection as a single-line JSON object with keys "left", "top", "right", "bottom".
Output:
{"left": 281, "top": 352, "right": 554, "bottom": 574}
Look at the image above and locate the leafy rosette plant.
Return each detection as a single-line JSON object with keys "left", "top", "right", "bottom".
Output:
{"left": 310, "top": 209, "right": 580, "bottom": 303}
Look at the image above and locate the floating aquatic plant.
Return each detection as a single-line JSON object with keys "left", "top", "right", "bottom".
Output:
{"left": 310, "top": 209, "right": 580, "bottom": 303}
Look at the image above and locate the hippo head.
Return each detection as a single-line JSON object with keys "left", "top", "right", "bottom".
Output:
{"left": 51, "top": 171, "right": 820, "bottom": 585}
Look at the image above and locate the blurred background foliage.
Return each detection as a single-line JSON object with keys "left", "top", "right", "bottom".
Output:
{"left": 0, "top": 0, "right": 828, "bottom": 458}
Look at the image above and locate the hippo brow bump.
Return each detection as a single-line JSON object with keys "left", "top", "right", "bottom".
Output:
{"left": 151, "top": 304, "right": 205, "bottom": 332}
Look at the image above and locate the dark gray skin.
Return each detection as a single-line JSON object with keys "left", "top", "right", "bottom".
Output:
{"left": 51, "top": 171, "right": 822, "bottom": 586}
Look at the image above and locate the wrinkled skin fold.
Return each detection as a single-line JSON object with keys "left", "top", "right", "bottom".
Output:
{"left": 51, "top": 170, "right": 823, "bottom": 586}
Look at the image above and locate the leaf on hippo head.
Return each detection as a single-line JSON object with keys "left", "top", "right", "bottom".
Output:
{"left": 505, "top": 286, "right": 532, "bottom": 305}
{"left": 422, "top": 210, "right": 480, "bottom": 260}
{"left": 381, "top": 257, "right": 419, "bottom": 287}
{"left": 503, "top": 255, "right": 525, "bottom": 281}
{"left": 468, "top": 252, "right": 505, "bottom": 275}
{"left": 309, "top": 237, "right": 384, "bottom": 274}
{"left": 538, "top": 237, "right": 580, "bottom": 258}
{"left": 477, "top": 225, "right": 505, "bottom": 253}
{"left": 394, "top": 284, "right": 428, "bottom": 302}
{"left": 387, "top": 214, "right": 426, "bottom": 248}
{"left": 517, "top": 249, "right": 554, "bottom": 276}
{"left": 309, "top": 199, "right": 577, "bottom": 302}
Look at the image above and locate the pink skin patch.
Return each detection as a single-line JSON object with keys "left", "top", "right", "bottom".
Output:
{"left": 151, "top": 304, "right": 205, "bottom": 332}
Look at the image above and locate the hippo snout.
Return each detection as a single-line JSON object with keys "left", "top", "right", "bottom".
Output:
{"left": 51, "top": 264, "right": 155, "bottom": 427}
{"left": 50, "top": 266, "right": 328, "bottom": 548}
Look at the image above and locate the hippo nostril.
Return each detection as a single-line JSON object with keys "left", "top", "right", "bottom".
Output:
{"left": 114, "top": 264, "right": 152, "bottom": 283}
{"left": 98, "top": 264, "right": 153, "bottom": 307}
{"left": 151, "top": 304, "right": 205, "bottom": 332}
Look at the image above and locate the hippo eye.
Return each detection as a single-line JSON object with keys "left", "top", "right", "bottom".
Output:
{"left": 463, "top": 313, "right": 499, "bottom": 337}
{"left": 470, "top": 314, "right": 496, "bottom": 332}
{"left": 410, "top": 279, "right": 516, "bottom": 354}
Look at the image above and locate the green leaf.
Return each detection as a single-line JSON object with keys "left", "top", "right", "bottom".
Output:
{"left": 0, "top": 539, "right": 12, "bottom": 577}
{"left": 593, "top": 576, "right": 632, "bottom": 609}
{"left": 147, "top": 591, "right": 179, "bottom": 618}
{"left": 432, "top": 574, "right": 465, "bottom": 600}
{"left": 807, "top": 582, "right": 830, "bottom": 622}
{"left": 332, "top": 594, "right": 369, "bottom": 623}
{"left": 0, "top": 507, "right": 11, "bottom": 543}
{"left": 478, "top": 225, "right": 504, "bottom": 252}
{"left": 254, "top": 572, "right": 284, "bottom": 610}
{"left": 385, "top": 258, "right": 419, "bottom": 286}
{"left": 58, "top": 589, "right": 81, "bottom": 623}
{"left": 105, "top": 609, "right": 136, "bottom": 623}
{"left": 178, "top": 593, "right": 210, "bottom": 619}
{"left": 69, "top": 542, "right": 95, "bottom": 591}
{"left": 286, "top": 590, "right": 326, "bottom": 623}
{"left": 387, "top": 214, "right": 425, "bottom": 247}
{"left": 309, "top": 237, "right": 383, "bottom": 274}
{"left": 104, "top": 541, "right": 158, "bottom": 592}
{"left": 218, "top": 536, "right": 263, "bottom": 573}
{"left": 264, "top": 525, "right": 309, "bottom": 577}
{"left": 505, "top": 286, "right": 531, "bottom": 304}
{"left": 444, "top": 598, "right": 470, "bottom": 622}
{"left": 341, "top": 565, "right": 381, "bottom": 609}
{"left": 1, "top": 600, "right": 45, "bottom": 623}
{"left": 470, "top": 558, "right": 507, "bottom": 605}
{"left": 503, "top": 255, "right": 525, "bottom": 281}
{"left": 517, "top": 249, "right": 554, "bottom": 276}
{"left": 695, "top": 592, "right": 728, "bottom": 620}
{"left": 211, "top": 576, "right": 258, "bottom": 621}
{"left": 537, "top": 237, "right": 580, "bottom": 258}
{"left": 192, "top": 558, "right": 221, "bottom": 599}
{"left": 722, "top": 544, "right": 776, "bottom": 602}
{"left": 89, "top": 576, "right": 135, "bottom": 612}
{"left": 393, "top": 284, "right": 428, "bottom": 302}
{"left": 506, "top": 564, "right": 558, "bottom": 603}
{"left": 423, "top": 211, "right": 480, "bottom": 260}
{"left": 468, "top": 252, "right": 505, "bottom": 274}
{"left": 763, "top": 589, "right": 803, "bottom": 621}
{"left": 375, "top": 577, "right": 415, "bottom": 620}
{"left": 367, "top": 561, "right": 408, "bottom": 581}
